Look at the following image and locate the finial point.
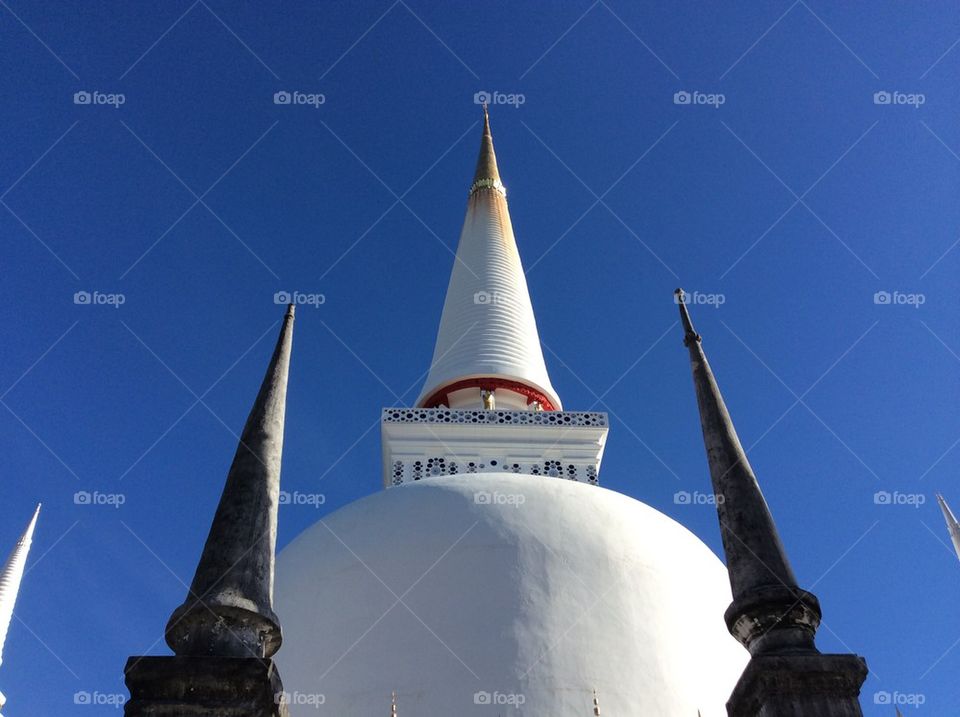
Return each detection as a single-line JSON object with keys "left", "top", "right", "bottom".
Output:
{"left": 286, "top": 303, "right": 295, "bottom": 319}
{"left": 675, "top": 288, "right": 700, "bottom": 346}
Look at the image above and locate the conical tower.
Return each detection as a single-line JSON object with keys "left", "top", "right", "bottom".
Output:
{"left": 165, "top": 304, "right": 295, "bottom": 658}
{"left": 416, "top": 106, "right": 561, "bottom": 412}
{"left": 125, "top": 305, "right": 295, "bottom": 716}
{"left": 936, "top": 494, "right": 960, "bottom": 562}
{"left": 381, "top": 109, "right": 607, "bottom": 488}
{"left": 0, "top": 504, "right": 40, "bottom": 716}
{"left": 676, "top": 289, "right": 867, "bottom": 716}
{"left": 0, "top": 504, "right": 39, "bottom": 667}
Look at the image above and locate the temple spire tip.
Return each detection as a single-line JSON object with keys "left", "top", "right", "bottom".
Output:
{"left": 674, "top": 288, "right": 700, "bottom": 346}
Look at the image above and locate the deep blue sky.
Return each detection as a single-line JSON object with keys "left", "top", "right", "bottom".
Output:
{"left": 1, "top": 1, "right": 958, "bottom": 713}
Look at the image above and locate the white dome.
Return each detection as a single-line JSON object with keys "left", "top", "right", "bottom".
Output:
{"left": 275, "top": 474, "right": 747, "bottom": 715}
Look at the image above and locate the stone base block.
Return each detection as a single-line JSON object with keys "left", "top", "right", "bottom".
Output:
{"left": 727, "top": 653, "right": 868, "bottom": 717}
{"left": 124, "top": 656, "right": 288, "bottom": 717}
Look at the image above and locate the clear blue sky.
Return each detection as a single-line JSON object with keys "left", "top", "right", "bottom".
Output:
{"left": 1, "top": 1, "right": 958, "bottom": 713}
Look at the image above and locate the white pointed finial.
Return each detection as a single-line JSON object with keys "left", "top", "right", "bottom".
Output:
{"left": 0, "top": 504, "right": 40, "bottom": 667}
{"left": 937, "top": 494, "right": 960, "bottom": 562}
{"left": 0, "top": 504, "right": 40, "bottom": 715}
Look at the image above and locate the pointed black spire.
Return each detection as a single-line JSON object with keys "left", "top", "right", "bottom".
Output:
{"left": 676, "top": 290, "right": 867, "bottom": 715}
{"left": 166, "top": 304, "right": 295, "bottom": 659}
{"left": 675, "top": 289, "right": 819, "bottom": 655}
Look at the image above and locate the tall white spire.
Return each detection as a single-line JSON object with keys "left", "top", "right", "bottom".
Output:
{"left": 937, "top": 494, "right": 960, "bottom": 562}
{"left": 416, "top": 107, "right": 562, "bottom": 412}
{"left": 0, "top": 504, "right": 40, "bottom": 668}
{"left": 0, "top": 504, "right": 40, "bottom": 716}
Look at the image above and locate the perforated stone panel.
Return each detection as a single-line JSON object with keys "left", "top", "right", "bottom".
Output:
{"left": 382, "top": 408, "right": 607, "bottom": 427}
{"left": 381, "top": 408, "right": 609, "bottom": 489}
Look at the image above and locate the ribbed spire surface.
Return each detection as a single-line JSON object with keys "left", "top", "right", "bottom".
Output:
{"left": 166, "top": 305, "right": 294, "bottom": 659}
{"left": 417, "top": 110, "right": 561, "bottom": 410}
{"left": 677, "top": 289, "right": 821, "bottom": 656}
{"left": 937, "top": 494, "right": 960, "bottom": 562}
{"left": 0, "top": 504, "right": 40, "bottom": 667}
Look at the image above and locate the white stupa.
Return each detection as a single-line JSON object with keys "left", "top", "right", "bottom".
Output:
{"left": 275, "top": 110, "right": 747, "bottom": 715}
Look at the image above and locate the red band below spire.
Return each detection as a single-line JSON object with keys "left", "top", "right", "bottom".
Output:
{"left": 419, "top": 377, "right": 557, "bottom": 411}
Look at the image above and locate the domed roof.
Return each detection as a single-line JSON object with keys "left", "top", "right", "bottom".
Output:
{"left": 275, "top": 474, "right": 747, "bottom": 715}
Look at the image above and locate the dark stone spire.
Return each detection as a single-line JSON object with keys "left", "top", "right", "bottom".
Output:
{"left": 676, "top": 289, "right": 818, "bottom": 655}
{"left": 125, "top": 305, "right": 294, "bottom": 717}
{"left": 675, "top": 289, "right": 867, "bottom": 716}
{"left": 166, "top": 304, "right": 295, "bottom": 659}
